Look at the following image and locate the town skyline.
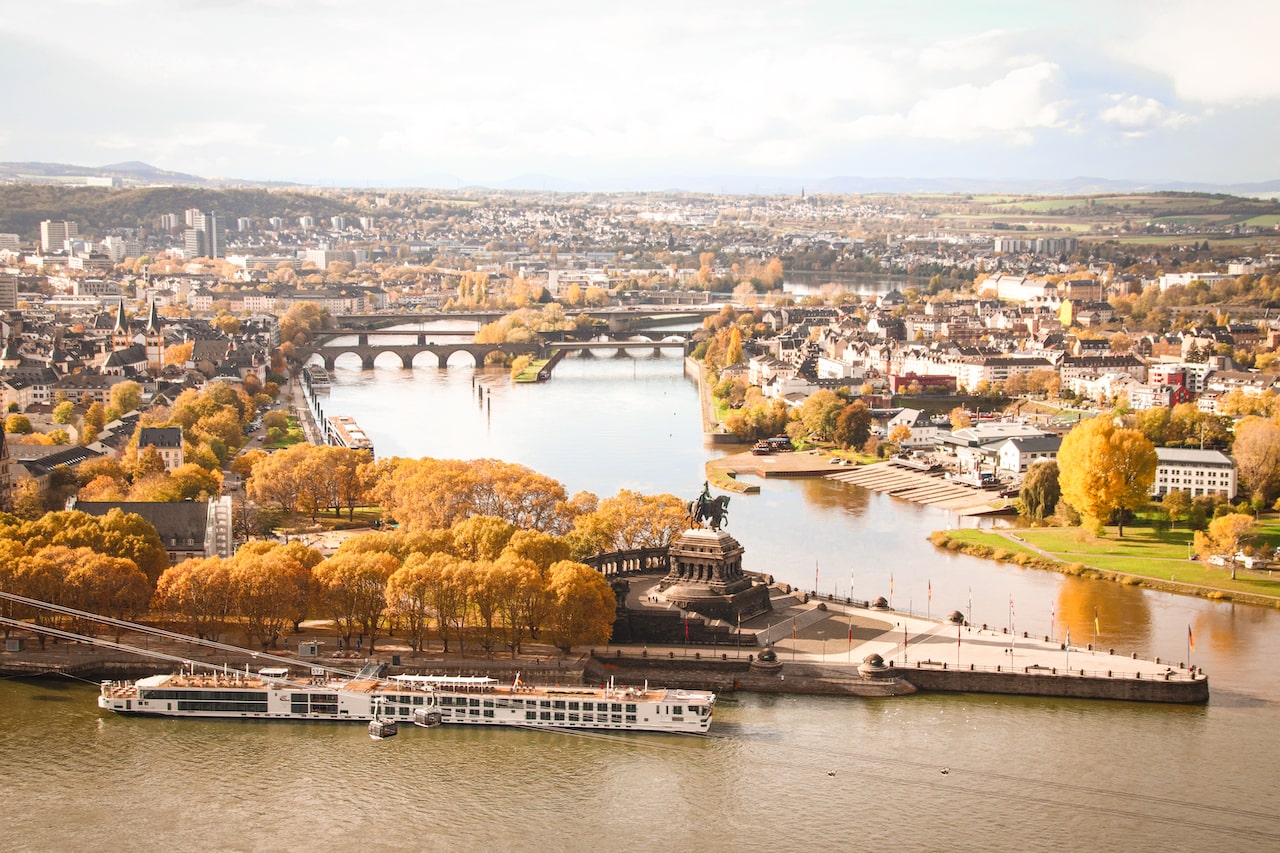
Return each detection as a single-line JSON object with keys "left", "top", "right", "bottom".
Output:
{"left": 3, "top": 1, "right": 1278, "bottom": 189}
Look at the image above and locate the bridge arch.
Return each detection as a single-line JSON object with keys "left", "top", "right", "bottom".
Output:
{"left": 410, "top": 350, "right": 443, "bottom": 369}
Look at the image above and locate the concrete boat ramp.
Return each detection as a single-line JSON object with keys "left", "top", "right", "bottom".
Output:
{"left": 827, "top": 462, "right": 1000, "bottom": 513}
{"left": 707, "top": 453, "right": 1003, "bottom": 514}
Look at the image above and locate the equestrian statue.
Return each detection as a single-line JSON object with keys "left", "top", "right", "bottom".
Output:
{"left": 688, "top": 481, "right": 730, "bottom": 531}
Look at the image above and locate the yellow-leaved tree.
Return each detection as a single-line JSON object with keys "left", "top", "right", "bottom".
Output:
{"left": 1193, "top": 513, "right": 1255, "bottom": 566}
{"left": 1057, "top": 417, "right": 1157, "bottom": 536}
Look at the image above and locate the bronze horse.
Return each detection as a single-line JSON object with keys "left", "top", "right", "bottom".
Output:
{"left": 689, "top": 493, "right": 730, "bottom": 530}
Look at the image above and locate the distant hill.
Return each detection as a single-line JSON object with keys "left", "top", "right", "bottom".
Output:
{"left": 0, "top": 160, "right": 300, "bottom": 189}
{"left": 0, "top": 185, "right": 365, "bottom": 239}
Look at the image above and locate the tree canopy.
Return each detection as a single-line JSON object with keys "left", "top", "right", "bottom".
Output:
{"left": 1057, "top": 417, "right": 1157, "bottom": 536}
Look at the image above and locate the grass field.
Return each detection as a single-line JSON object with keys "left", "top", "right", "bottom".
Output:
{"left": 950, "top": 524, "right": 1280, "bottom": 599}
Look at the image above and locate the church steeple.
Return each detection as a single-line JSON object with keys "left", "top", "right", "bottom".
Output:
{"left": 145, "top": 299, "right": 161, "bottom": 334}
{"left": 111, "top": 301, "right": 133, "bottom": 353}
{"left": 143, "top": 299, "right": 165, "bottom": 372}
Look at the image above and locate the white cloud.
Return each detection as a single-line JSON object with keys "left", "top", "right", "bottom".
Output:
{"left": 1110, "top": 0, "right": 1280, "bottom": 104}
{"left": 1099, "top": 94, "right": 1194, "bottom": 135}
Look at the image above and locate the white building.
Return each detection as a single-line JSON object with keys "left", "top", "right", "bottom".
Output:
{"left": 996, "top": 435, "right": 1062, "bottom": 475}
{"left": 1151, "top": 447, "right": 1237, "bottom": 499}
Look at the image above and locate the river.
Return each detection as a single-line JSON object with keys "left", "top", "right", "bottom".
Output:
{"left": 4, "top": 349, "right": 1279, "bottom": 851}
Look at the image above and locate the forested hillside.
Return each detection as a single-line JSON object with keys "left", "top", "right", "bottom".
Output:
{"left": 0, "top": 185, "right": 362, "bottom": 238}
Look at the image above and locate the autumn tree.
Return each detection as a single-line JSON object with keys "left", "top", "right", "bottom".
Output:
{"left": 1162, "top": 489, "right": 1192, "bottom": 528}
{"left": 109, "top": 381, "right": 142, "bottom": 417}
{"left": 545, "top": 560, "right": 616, "bottom": 653}
{"left": 83, "top": 402, "right": 106, "bottom": 433}
{"left": 491, "top": 551, "right": 542, "bottom": 656}
{"left": 386, "top": 558, "right": 435, "bottom": 653}
{"left": 154, "top": 557, "right": 236, "bottom": 640}
{"left": 452, "top": 515, "right": 516, "bottom": 560}
{"left": 724, "top": 327, "right": 744, "bottom": 366}
{"left": 504, "top": 530, "right": 571, "bottom": 572}
{"left": 949, "top": 407, "right": 972, "bottom": 430}
{"left": 1057, "top": 417, "right": 1157, "bottom": 536}
{"left": 236, "top": 540, "right": 320, "bottom": 631}
{"left": 231, "top": 549, "right": 310, "bottom": 649}
{"left": 5, "top": 414, "right": 32, "bottom": 434}
{"left": 568, "top": 490, "right": 686, "bottom": 558}
{"left": 833, "top": 401, "right": 872, "bottom": 450}
{"left": 313, "top": 551, "right": 399, "bottom": 652}
{"left": 790, "top": 390, "right": 844, "bottom": 442}
{"left": 1193, "top": 513, "right": 1256, "bottom": 565}
{"left": 1231, "top": 417, "right": 1280, "bottom": 504}
{"left": 63, "top": 549, "right": 151, "bottom": 638}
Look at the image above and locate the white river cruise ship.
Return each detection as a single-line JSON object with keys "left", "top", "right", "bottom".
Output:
{"left": 99, "top": 666, "right": 715, "bottom": 735}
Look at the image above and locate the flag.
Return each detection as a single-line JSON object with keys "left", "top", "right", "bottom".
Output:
{"left": 513, "top": 672, "right": 522, "bottom": 688}
{"left": 890, "top": 573, "right": 895, "bottom": 597}
{"left": 1094, "top": 607, "right": 1100, "bottom": 635}
{"left": 1188, "top": 625, "right": 1195, "bottom": 652}
{"left": 1009, "top": 595, "right": 1015, "bottom": 618}
{"left": 684, "top": 617, "right": 689, "bottom": 640}
{"left": 928, "top": 580, "right": 932, "bottom": 603}
{"left": 1065, "top": 627, "right": 1070, "bottom": 647}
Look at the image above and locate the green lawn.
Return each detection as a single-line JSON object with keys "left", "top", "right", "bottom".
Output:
{"left": 955, "top": 526, "right": 1280, "bottom": 598}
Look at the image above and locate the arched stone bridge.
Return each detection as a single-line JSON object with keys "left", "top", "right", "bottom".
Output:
{"left": 301, "top": 341, "right": 543, "bottom": 370}
{"left": 584, "top": 547, "right": 671, "bottom": 578}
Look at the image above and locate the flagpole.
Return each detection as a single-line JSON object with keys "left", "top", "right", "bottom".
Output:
{"left": 844, "top": 601, "right": 855, "bottom": 660}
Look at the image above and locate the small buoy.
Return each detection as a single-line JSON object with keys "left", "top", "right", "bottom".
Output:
{"left": 940, "top": 767, "right": 950, "bottom": 775}
{"left": 827, "top": 770, "right": 836, "bottom": 777}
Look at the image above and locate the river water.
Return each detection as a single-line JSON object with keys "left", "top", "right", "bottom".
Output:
{"left": 5, "top": 347, "right": 1280, "bottom": 851}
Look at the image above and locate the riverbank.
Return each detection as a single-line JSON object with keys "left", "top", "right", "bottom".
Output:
{"left": 931, "top": 528, "right": 1280, "bottom": 609}
{"left": 1, "top": 585, "right": 1206, "bottom": 705}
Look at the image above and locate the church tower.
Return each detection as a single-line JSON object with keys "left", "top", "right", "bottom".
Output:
{"left": 143, "top": 299, "right": 165, "bottom": 371}
{"left": 111, "top": 301, "right": 133, "bottom": 352}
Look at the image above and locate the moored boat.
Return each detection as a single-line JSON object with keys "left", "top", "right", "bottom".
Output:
{"left": 98, "top": 666, "right": 714, "bottom": 734}
{"left": 399, "top": 674, "right": 715, "bottom": 734}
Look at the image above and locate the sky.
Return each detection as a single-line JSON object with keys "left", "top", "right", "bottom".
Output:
{"left": 1, "top": 0, "right": 1277, "bottom": 189}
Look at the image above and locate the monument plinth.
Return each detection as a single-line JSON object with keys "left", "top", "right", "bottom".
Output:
{"left": 659, "top": 527, "right": 771, "bottom": 622}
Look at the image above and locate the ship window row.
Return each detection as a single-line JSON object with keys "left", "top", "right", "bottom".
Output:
{"left": 382, "top": 695, "right": 426, "bottom": 705}
{"left": 177, "top": 700, "right": 269, "bottom": 712}
{"left": 435, "top": 697, "right": 632, "bottom": 713}
{"left": 143, "top": 689, "right": 268, "bottom": 702}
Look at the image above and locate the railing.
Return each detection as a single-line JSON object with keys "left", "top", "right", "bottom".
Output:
{"left": 886, "top": 658, "right": 1204, "bottom": 683}
{"left": 584, "top": 548, "right": 670, "bottom": 577}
